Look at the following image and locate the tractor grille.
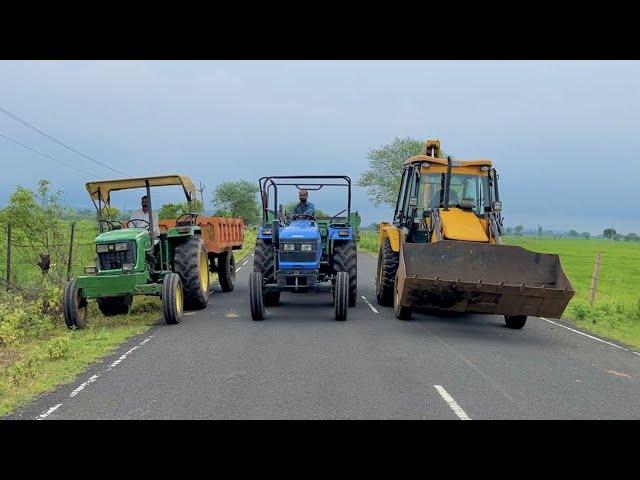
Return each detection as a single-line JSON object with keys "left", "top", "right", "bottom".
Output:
{"left": 279, "top": 240, "right": 317, "bottom": 263}
{"left": 98, "top": 241, "right": 136, "bottom": 270}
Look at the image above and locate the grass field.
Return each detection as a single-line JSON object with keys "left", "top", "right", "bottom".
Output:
{"left": 358, "top": 230, "right": 640, "bottom": 349}
{"left": 0, "top": 226, "right": 257, "bottom": 417}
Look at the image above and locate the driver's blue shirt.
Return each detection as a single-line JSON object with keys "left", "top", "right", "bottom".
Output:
{"left": 292, "top": 201, "right": 315, "bottom": 216}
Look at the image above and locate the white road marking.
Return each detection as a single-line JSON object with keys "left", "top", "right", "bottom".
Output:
{"left": 37, "top": 403, "right": 62, "bottom": 420}
{"left": 183, "top": 312, "right": 196, "bottom": 316}
{"left": 35, "top": 334, "right": 155, "bottom": 419}
{"left": 361, "top": 296, "right": 379, "bottom": 313}
{"left": 539, "top": 317, "right": 631, "bottom": 352}
{"left": 235, "top": 267, "right": 242, "bottom": 272}
{"left": 434, "top": 385, "right": 471, "bottom": 420}
{"left": 242, "top": 260, "right": 248, "bottom": 266}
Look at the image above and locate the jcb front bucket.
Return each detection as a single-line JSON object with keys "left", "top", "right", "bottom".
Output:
{"left": 396, "top": 241, "right": 574, "bottom": 318}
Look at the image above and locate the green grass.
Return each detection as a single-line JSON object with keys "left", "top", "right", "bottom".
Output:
{"left": 358, "top": 230, "right": 640, "bottom": 349}
{"left": 0, "top": 227, "right": 257, "bottom": 417}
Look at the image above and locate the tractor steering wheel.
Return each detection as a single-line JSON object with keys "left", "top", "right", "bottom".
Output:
{"left": 290, "top": 213, "right": 317, "bottom": 222}
{"left": 99, "top": 219, "right": 125, "bottom": 231}
{"left": 126, "top": 219, "right": 150, "bottom": 228}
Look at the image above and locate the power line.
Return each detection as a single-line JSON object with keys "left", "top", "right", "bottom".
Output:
{"left": 0, "top": 132, "right": 99, "bottom": 178}
{"left": 0, "top": 105, "right": 128, "bottom": 176}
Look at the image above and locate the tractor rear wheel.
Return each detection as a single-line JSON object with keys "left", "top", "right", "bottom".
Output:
{"left": 97, "top": 295, "right": 132, "bottom": 316}
{"left": 505, "top": 315, "right": 527, "bottom": 329}
{"left": 376, "top": 236, "right": 398, "bottom": 307}
{"left": 334, "top": 271, "right": 349, "bottom": 321}
{"left": 393, "top": 271, "right": 412, "bottom": 320}
{"left": 63, "top": 279, "right": 88, "bottom": 329}
{"left": 217, "top": 250, "right": 236, "bottom": 292}
{"left": 249, "top": 272, "right": 265, "bottom": 320}
{"left": 162, "top": 273, "right": 183, "bottom": 325}
{"left": 333, "top": 240, "right": 357, "bottom": 307}
{"left": 173, "top": 236, "right": 210, "bottom": 310}
{"left": 253, "top": 239, "right": 275, "bottom": 283}
{"left": 264, "top": 291, "right": 281, "bottom": 306}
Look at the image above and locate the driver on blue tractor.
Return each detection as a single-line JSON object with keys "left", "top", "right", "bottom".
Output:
{"left": 129, "top": 195, "right": 160, "bottom": 232}
{"left": 292, "top": 189, "right": 315, "bottom": 217}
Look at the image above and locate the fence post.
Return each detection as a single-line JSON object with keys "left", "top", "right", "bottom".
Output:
{"left": 67, "top": 221, "right": 76, "bottom": 280}
{"left": 6, "top": 222, "right": 11, "bottom": 291}
{"left": 589, "top": 252, "right": 602, "bottom": 306}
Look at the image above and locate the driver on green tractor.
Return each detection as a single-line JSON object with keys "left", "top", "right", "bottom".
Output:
{"left": 130, "top": 195, "right": 159, "bottom": 232}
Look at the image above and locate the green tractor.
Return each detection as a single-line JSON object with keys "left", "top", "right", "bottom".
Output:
{"left": 63, "top": 175, "right": 220, "bottom": 328}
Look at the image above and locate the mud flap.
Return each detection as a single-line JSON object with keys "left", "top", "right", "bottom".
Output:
{"left": 396, "top": 241, "right": 574, "bottom": 318}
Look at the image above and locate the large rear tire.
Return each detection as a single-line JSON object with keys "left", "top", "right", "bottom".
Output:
{"left": 63, "top": 279, "right": 88, "bottom": 329}
{"left": 376, "top": 236, "right": 398, "bottom": 307}
{"left": 253, "top": 238, "right": 275, "bottom": 283}
{"left": 217, "top": 250, "right": 236, "bottom": 292}
{"left": 97, "top": 295, "right": 132, "bottom": 316}
{"left": 505, "top": 315, "right": 527, "bottom": 329}
{"left": 333, "top": 240, "right": 357, "bottom": 307}
{"left": 334, "top": 271, "right": 348, "bottom": 321}
{"left": 173, "top": 236, "right": 210, "bottom": 310}
{"left": 162, "top": 273, "right": 183, "bottom": 325}
{"left": 249, "top": 272, "right": 265, "bottom": 321}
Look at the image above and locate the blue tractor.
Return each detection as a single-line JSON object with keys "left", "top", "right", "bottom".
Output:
{"left": 249, "top": 176, "right": 359, "bottom": 321}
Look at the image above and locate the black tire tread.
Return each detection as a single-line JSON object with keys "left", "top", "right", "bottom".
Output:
{"left": 333, "top": 240, "right": 358, "bottom": 307}
{"left": 376, "top": 237, "right": 399, "bottom": 306}
{"left": 173, "top": 236, "right": 209, "bottom": 310}
{"left": 253, "top": 239, "right": 275, "bottom": 283}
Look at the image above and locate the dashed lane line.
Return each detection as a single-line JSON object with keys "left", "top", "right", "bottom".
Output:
{"left": 36, "top": 334, "right": 156, "bottom": 420}
{"left": 434, "top": 385, "right": 471, "bottom": 420}
{"left": 361, "top": 296, "right": 379, "bottom": 314}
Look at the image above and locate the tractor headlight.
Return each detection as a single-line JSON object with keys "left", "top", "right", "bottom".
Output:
{"left": 301, "top": 244, "right": 313, "bottom": 251}
{"left": 283, "top": 243, "right": 295, "bottom": 251}
{"left": 263, "top": 228, "right": 272, "bottom": 236}
{"left": 96, "top": 244, "right": 109, "bottom": 253}
{"left": 338, "top": 230, "right": 349, "bottom": 236}
{"left": 114, "top": 242, "right": 129, "bottom": 252}
{"left": 84, "top": 266, "right": 97, "bottom": 274}
{"left": 122, "top": 263, "right": 134, "bottom": 272}
{"left": 492, "top": 201, "right": 502, "bottom": 212}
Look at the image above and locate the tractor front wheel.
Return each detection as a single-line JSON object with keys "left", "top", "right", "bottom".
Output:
{"left": 334, "top": 271, "right": 349, "bottom": 321}
{"left": 63, "top": 279, "right": 88, "bottom": 329}
{"left": 162, "top": 273, "right": 184, "bottom": 325}
{"left": 393, "top": 271, "right": 412, "bottom": 320}
{"left": 217, "top": 250, "right": 236, "bottom": 292}
{"left": 376, "top": 236, "right": 398, "bottom": 307}
{"left": 249, "top": 272, "right": 265, "bottom": 320}
{"left": 97, "top": 295, "right": 132, "bottom": 316}
{"left": 174, "top": 236, "right": 210, "bottom": 309}
{"left": 505, "top": 315, "right": 527, "bottom": 329}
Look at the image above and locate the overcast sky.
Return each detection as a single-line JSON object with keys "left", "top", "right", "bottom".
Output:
{"left": 0, "top": 60, "right": 638, "bottom": 233}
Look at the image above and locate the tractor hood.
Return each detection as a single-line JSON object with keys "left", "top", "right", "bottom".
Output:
{"left": 280, "top": 220, "right": 320, "bottom": 240}
{"left": 95, "top": 228, "right": 149, "bottom": 243}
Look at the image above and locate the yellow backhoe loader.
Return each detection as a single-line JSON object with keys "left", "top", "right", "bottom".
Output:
{"left": 375, "top": 139, "right": 574, "bottom": 329}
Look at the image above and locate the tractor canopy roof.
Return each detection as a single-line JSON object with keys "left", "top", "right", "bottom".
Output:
{"left": 86, "top": 174, "right": 196, "bottom": 203}
{"left": 404, "top": 155, "right": 493, "bottom": 168}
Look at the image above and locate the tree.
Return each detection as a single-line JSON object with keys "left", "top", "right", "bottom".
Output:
{"left": 625, "top": 232, "right": 639, "bottom": 241}
{"left": 568, "top": 230, "right": 578, "bottom": 238}
{"left": 98, "top": 206, "right": 121, "bottom": 221}
{"left": 211, "top": 180, "right": 260, "bottom": 225}
{"left": 358, "top": 137, "right": 425, "bottom": 207}
{"left": 515, "top": 225, "right": 524, "bottom": 236}
{"left": 505, "top": 226, "right": 514, "bottom": 236}
{"left": 581, "top": 232, "right": 591, "bottom": 239}
{"left": 603, "top": 228, "right": 616, "bottom": 239}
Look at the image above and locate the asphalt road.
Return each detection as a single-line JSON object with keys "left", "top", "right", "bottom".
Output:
{"left": 7, "top": 252, "right": 640, "bottom": 419}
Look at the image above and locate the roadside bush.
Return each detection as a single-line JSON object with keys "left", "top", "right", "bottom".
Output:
{"left": 8, "top": 357, "right": 39, "bottom": 386}
{"left": 46, "top": 336, "right": 71, "bottom": 360}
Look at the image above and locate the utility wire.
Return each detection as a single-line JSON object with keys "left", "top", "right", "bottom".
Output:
{"left": 0, "top": 132, "right": 99, "bottom": 178}
{"left": 0, "top": 105, "right": 128, "bottom": 176}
